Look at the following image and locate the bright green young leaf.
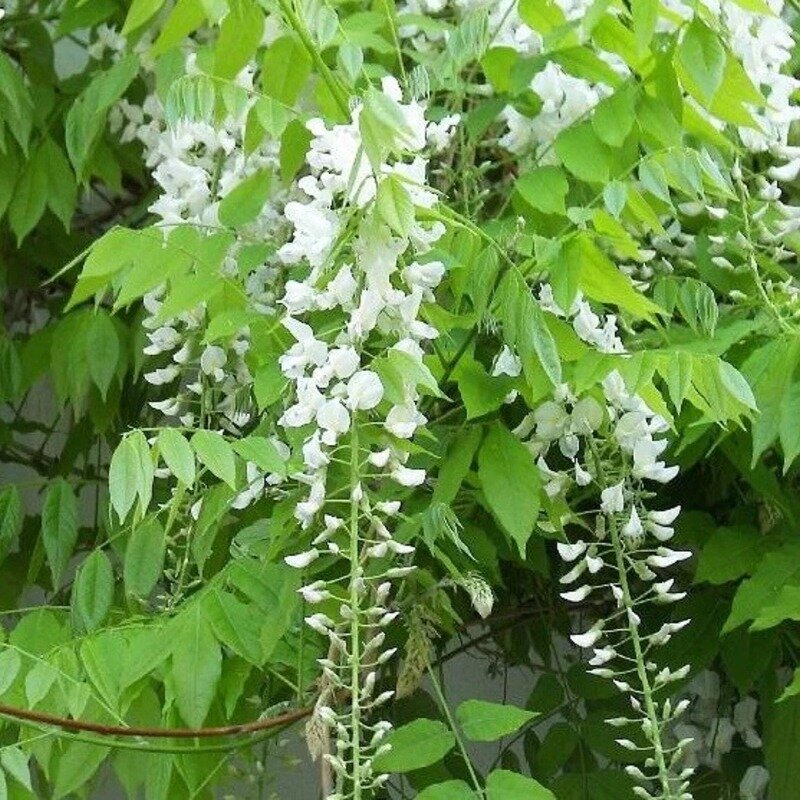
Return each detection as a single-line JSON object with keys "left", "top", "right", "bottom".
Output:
{"left": 231, "top": 436, "right": 287, "bottom": 476}
{"left": 592, "top": 85, "right": 636, "bottom": 147}
{"left": 203, "top": 589, "right": 264, "bottom": 665}
{"left": 218, "top": 170, "right": 273, "bottom": 228}
{"left": 0, "top": 649, "right": 22, "bottom": 697}
{"left": 157, "top": 428, "right": 196, "bottom": 486}
{"left": 418, "top": 781, "right": 477, "bottom": 800}
{"left": 1, "top": 746, "right": 32, "bottom": 791}
{"left": 124, "top": 518, "right": 166, "bottom": 598}
{"left": 372, "top": 719, "right": 456, "bottom": 772}
{"left": 456, "top": 699, "right": 538, "bottom": 742}
{"left": 478, "top": 423, "right": 540, "bottom": 557}
{"left": 261, "top": 35, "right": 312, "bottom": 106}
{"left": 191, "top": 430, "right": 237, "bottom": 488}
{"left": 676, "top": 19, "right": 726, "bottom": 106}
{"left": 516, "top": 167, "right": 569, "bottom": 216}
{"left": 171, "top": 605, "right": 222, "bottom": 728}
{"left": 554, "top": 122, "right": 612, "bottom": 184}
{"left": 376, "top": 175, "right": 414, "bottom": 237}
{"left": 122, "top": 0, "right": 165, "bottom": 33}
{"left": 486, "top": 770, "right": 556, "bottom": 799}
{"left": 214, "top": 0, "right": 264, "bottom": 79}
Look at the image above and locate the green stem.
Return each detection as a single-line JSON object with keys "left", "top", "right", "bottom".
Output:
{"left": 425, "top": 653, "right": 484, "bottom": 798}
{"left": 349, "top": 421, "right": 363, "bottom": 799}
{"left": 276, "top": 0, "right": 350, "bottom": 118}
{"left": 608, "top": 515, "right": 677, "bottom": 800}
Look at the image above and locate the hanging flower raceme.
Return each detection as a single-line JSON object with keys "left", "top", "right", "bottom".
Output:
{"left": 536, "top": 370, "right": 691, "bottom": 800}
{"left": 278, "top": 77, "right": 447, "bottom": 799}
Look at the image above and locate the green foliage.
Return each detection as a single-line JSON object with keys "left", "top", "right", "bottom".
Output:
{"left": 0, "top": 0, "right": 799, "bottom": 798}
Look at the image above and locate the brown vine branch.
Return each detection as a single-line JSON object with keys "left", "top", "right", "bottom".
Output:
{"left": 0, "top": 702, "right": 312, "bottom": 739}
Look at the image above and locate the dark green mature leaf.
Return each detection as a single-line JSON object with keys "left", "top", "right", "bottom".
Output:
{"left": 0, "top": 485, "right": 23, "bottom": 564}
{"left": 41, "top": 479, "right": 79, "bottom": 590}
{"left": 694, "top": 526, "right": 763, "bottom": 585}
{"left": 86, "top": 312, "right": 119, "bottom": 400}
{"left": 478, "top": 423, "right": 540, "bottom": 557}
{"left": 73, "top": 549, "right": 113, "bottom": 632}
{"left": 456, "top": 700, "right": 537, "bottom": 742}
{"left": 172, "top": 605, "right": 222, "bottom": 728}
{"left": 724, "top": 543, "right": 800, "bottom": 633}
{"left": 765, "top": 695, "right": 800, "bottom": 799}
{"left": 373, "top": 719, "right": 456, "bottom": 772}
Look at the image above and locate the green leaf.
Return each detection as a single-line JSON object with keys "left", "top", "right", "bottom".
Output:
{"left": 418, "top": 781, "right": 476, "bottom": 800}
{"left": 157, "top": 428, "right": 196, "bottom": 486}
{"left": 171, "top": 605, "right": 222, "bottom": 727}
{"left": 231, "top": 436, "right": 286, "bottom": 476}
{"left": 456, "top": 699, "right": 538, "bottom": 742}
{"left": 0, "top": 485, "right": 23, "bottom": 563}
{"left": 779, "top": 381, "right": 800, "bottom": 472}
{"left": 73, "top": 549, "right": 113, "bottom": 632}
{"left": 109, "top": 431, "right": 153, "bottom": 521}
{"left": 151, "top": 0, "right": 206, "bottom": 55}
{"left": 0, "top": 649, "right": 21, "bottom": 696}
{"left": 41, "top": 479, "right": 79, "bottom": 590}
{"left": 496, "top": 270, "right": 562, "bottom": 388}
{"left": 632, "top": 0, "right": 658, "bottom": 52}
{"left": 41, "top": 138, "right": 77, "bottom": 230}
{"left": 261, "top": 35, "right": 311, "bottom": 106}
{"left": 53, "top": 742, "right": 109, "bottom": 800}
{"left": 592, "top": 84, "right": 636, "bottom": 147}
{"left": 122, "top": 0, "right": 165, "bottom": 33}
{"left": 516, "top": 167, "right": 569, "bottom": 216}
{"left": 218, "top": 170, "right": 272, "bottom": 228}
{"left": 486, "top": 770, "right": 556, "bottom": 799}
{"left": 554, "top": 122, "right": 612, "bottom": 184}
{"left": 570, "top": 233, "right": 661, "bottom": 319}
{"left": 765, "top": 695, "right": 800, "bottom": 799}
{"left": 214, "top": 0, "right": 264, "bottom": 80}
{"left": 124, "top": 518, "right": 166, "bottom": 598}
{"left": 8, "top": 144, "right": 48, "bottom": 244}
{"left": 723, "top": 543, "right": 800, "bottom": 633}
{"left": 694, "top": 526, "right": 762, "bottom": 585}
{"left": 676, "top": 19, "right": 725, "bottom": 106}
{"left": 65, "top": 55, "right": 140, "bottom": 178}
{"left": 203, "top": 589, "right": 263, "bottom": 665}
{"left": 86, "top": 312, "right": 119, "bottom": 399}
{"left": 376, "top": 175, "right": 414, "bottom": 237}
{"left": 191, "top": 430, "right": 237, "bottom": 488}
{"left": 1, "top": 746, "right": 32, "bottom": 790}
{"left": 751, "top": 585, "right": 800, "bottom": 632}
{"left": 478, "top": 423, "right": 540, "bottom": 557}
{"left": 372, "top": 719, "right": 456, "bottom": 772}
